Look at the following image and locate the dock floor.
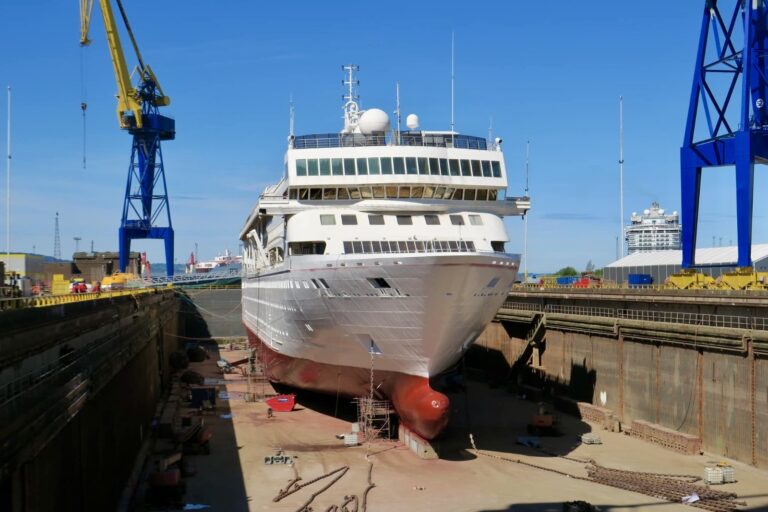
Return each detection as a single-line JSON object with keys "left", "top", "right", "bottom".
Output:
{"left": 139, "top": 346, "right": 768, "bottom": 512}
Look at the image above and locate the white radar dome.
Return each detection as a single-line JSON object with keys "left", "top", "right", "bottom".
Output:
{"left": 644, "top": 209, "right": 650, "bottom": 215}
{"left": 358, "top": 108, "right": 390, "bottom": 134}
{"left": 659, "top": 209, "right": 665, "bottom": 214}
{"left": 406, "top": 113, "right": 420, "bottom": 130}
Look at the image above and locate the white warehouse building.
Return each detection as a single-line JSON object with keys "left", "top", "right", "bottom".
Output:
{"left": 604, "top": 245, "right": 768, "bottom": 285}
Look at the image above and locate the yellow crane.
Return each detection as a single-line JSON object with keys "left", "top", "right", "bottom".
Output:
{"left": 79, "top": 0, "right": 170, "bottom": 130}
{"left": 78, "top": 0, "right": 176, "bottom": 276}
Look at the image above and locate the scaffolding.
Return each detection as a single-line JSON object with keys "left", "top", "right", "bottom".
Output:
{"left": 354, "top": 397, "right": 394, "bottom": 442}
{"left": 244, "top": 346, "right": 273, "bottom": 402}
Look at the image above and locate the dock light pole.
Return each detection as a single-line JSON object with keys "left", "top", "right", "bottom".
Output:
{"left": 619, "top": 96, "right": 625, "bottom": 259}
{"left": 6, "top": 86, "right": 11, "bottom": 260}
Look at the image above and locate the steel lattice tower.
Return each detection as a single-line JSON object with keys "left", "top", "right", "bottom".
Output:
{"left": 53, "top": 212, "right": 61, "bottom": 260}
{"left": 681, "top": 0, "right": 768, "bottom": 268}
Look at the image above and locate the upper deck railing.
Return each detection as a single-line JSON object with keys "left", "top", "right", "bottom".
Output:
{"left": 292, "top": 132, "right": 490, "bottom": 151}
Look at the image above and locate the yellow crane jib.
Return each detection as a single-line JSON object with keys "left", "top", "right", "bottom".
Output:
{"left": 79, "top": 0, "right": 170, "bottom": 131}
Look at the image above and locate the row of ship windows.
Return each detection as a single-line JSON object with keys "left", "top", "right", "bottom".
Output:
{"left": 288, "top": 186, "right": 499, "bottom": 201}
{"left": 343, "top": 239, "right": 477, "bottom": 255}
{"left": 319, "top": 213, "right": 484, "bottom": 226}
{"left": 295, "top": 157, "right": 502, "bottom": 178}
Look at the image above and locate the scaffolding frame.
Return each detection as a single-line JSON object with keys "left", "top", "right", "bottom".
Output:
{"left": 354, "top": 397, "right": 394, "bottom": 442}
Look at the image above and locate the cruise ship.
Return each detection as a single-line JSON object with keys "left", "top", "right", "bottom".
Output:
{"left": 625, "top": 202, "right": 681, "bottom": 254}
{"left": 239, "top": 67, "right": 530, "bottom": 439}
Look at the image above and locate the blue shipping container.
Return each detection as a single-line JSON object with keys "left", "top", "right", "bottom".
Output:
{"left": 628, "top": 274, "right": 653, "bottom": 285}
{"left": 556, "top": 276, "right": 578, "bottom": 285}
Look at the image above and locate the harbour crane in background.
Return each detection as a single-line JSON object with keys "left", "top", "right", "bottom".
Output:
{"left": 681, "top": 0, "right": 768, "bottom": 269}
{"left": 79, "top": 0, "right": 175, "bottom": 276}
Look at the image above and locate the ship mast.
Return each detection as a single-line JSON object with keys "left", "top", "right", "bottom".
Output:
{"left": 341, "top": 64, "right": 360, "bottom": 134}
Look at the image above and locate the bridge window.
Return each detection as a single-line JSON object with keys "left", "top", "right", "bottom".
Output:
{"left": 393, "top": 157, "right": 406, "bottom": 174}
{"left": 381, "top": 157, "right": 393, "bottom": 174}
{"left": 411, "top": 186, "right": 424, "bottom": 198}
{"left": 450, "top": 215, "right": 465, "bottom": 225}
{"left": 443, "top": 187, "right": 455, "bottom": 200}
{"left": 460, "top": 160, "right": 471, "bottom": 176}
{"left": 418, "top": 157, "right": 429, "bottom": 175}
{"left": 464, "top": 189, "right": 477, "bottom": 201}
{"left": 344, "top": 158, "right": 356, "bottom": 175}
{"left": 481, "top": 161, "right": 492, "bottom": 177}
{"left": 398, "top": 186, "right": 410, "bottom": 198}
{"left": 368, "top": 157, "right": 381, "bottom": 174}
{"left": 429, "top": 158, "right": 440, "bottom": 176}
{"left": 299, "top": 188, "right": 309, "bottom": 200}
{"left": 323, "top": 188, "right": 336, "bottom": 200}
{"left": 361, "top": 186, "right": 373, "bottom": 199}
{"left": 357, "top": 158, "right": 368, "bottom": 175}
{"left": 489, "top": 190, "right": 498, "bottom": 200}
{"left": 477, "top": 189, "right": 488, "bottom": 201}
{"left": 491, "top": 241, "right": 506, "bottom": 252}
{"left": 397, "top": 215, "right": 413, "bottom": 225}
{"left": 491, "top": 161, "right": 501, "bottom": 177}
{"left": 372, "top": 186, "right": 385, "bottom": 199}
{"left": 471, "top": 160, "right": 482, "bottom": 177}
{"left": 308, "top": 159, "right": 319, "bottom": 176}
{"left": 319, "top": 158, "right": 331, "bottom": 176}
{"left": 406, "top": 157, "right": 418, "bottom": 175}
{"left": 289, "top": 189, "right": 297, "bottom": 200}
{"left": 425, "top": 214, "right": 440, "bottom": 225}
{"left": 386, "top": 185, "right": 398, "bottom": 198}
{"left": 338, "top": 188, "right": 350, "bottom": 200}
{"left": 320, "top": 214, "right": 336, "bottom": 225}
{"left": 469, "top": 214, "right": 483, "bottom": 226}
{"left": 449, "top": 159, "right": 460, "bottom": 176}
{"left": 423, "top": 186, "right": 435, "bottom": 199}
{"left": 341, "top": 214, "right": 358, "bottom": 225}
{"left": 296, "top": 159, "right": 307, "bottom": 176}
{"left": 309, "top": 188, "right": 322, "bottom": 200}
{"left": 332, "top": 158, "right": 343, "bottom": 175}
{"left": 452, "top": 189, "right": 463, "bottom": 200}
{"left": 440, "top": 158, "right": 449, "bottom": 176}
{"left": 349, "top": 188, "right": 361, "bottom": 200}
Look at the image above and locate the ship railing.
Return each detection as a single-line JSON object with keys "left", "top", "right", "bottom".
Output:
{"left": 500, "top": 300, "right": 768, "bottom": 331}
{"left": 292, "top": 132, "right": 492, "bottom": 150}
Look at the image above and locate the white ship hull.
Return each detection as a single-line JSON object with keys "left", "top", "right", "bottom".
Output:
{"left": 242, "top": 251, "right": 519, "bottom": 438}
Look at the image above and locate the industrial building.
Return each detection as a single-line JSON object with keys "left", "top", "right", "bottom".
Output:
{"left": 0, "top": 253, "right": 46, "bottom": 281}
{"left": 604, "top": 244, "right": 768, "bottom": 284}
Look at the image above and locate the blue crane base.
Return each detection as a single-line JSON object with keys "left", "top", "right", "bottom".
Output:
{"left": 119, "top": 226, "right": 174, "bottom": 277}
{"left": 680, "top": 132, "right": 767, "bottom": 269}
{"left": 679, "top": 0, "right": 768, "bottom": 270}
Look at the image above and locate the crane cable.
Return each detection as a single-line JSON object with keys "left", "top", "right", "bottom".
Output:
{"left": 80, "top": 46, "right": 88, "bottom": 170}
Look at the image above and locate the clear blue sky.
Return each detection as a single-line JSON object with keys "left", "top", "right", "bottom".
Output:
{"left": 1, "top": 1, "right": 765, "bottom": 272}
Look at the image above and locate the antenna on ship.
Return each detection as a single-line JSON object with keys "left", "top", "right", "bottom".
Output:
{"left": 619, "top": 95, "right": 625, "bottom": 258}
{"left": 450, "top": 32, "right": 455, "bottom": 139}
{"left": 341, "top": 64, "right": 360, "bottom": 134}
{"left": 394, "top": 82, "right": 401, "bottom": 144}
{"left": 488, "top": 116, "right": 493, "bottom": 144}
{"left": 288, "top": 94, "right": 295, "bottom": 148}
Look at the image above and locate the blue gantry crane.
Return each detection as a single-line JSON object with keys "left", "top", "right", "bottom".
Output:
{"left": 681, "top": 0, "right": 768, "bottom": 269}
{"left": 80, "top": 0, "right": 175, "bottom": 276}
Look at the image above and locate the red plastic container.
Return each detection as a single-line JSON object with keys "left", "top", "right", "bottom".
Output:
{"left": 266, "top": 394, "right": 296, "bottom": 412}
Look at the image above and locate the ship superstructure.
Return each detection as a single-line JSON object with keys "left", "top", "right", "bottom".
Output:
{"left": 625, "top": 202, "right": 681, "bottom": 254}
{"left": 239, "top": 67, "right": 529, "bottom": 439}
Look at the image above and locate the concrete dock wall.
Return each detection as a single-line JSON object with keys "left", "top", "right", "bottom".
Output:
{"left": 477, "top": 290, "right": 768, "bottom": 469}
{"left": 0, "top": 290, "right": 182, "bottom": 512}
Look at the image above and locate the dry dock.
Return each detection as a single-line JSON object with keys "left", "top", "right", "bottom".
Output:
{"left": 143, "top": 345, "right": 768, "bottom": 511}
{"left": 2, "top": 287, "right": 768, "bottom": 511}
